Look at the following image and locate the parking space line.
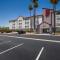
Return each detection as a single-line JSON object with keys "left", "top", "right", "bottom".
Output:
{"left": 35, "top": 47, "right": 44, "bottom": 60}
{"left": 0, "top": 43, "right": 24, "bottom": 55}
{"left": 0, "top": 35, "right": 60, "bottom": 43}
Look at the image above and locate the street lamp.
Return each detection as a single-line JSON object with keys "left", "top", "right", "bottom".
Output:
{"left": 50, "top": 0, "right": 59, "bottom": 35}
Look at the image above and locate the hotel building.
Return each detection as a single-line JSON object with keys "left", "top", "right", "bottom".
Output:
{"left": 9, "top": 8, "right": 60, "bottom": 33}
{"left": 9, "top": 15, "right": 42, "bottom": 32}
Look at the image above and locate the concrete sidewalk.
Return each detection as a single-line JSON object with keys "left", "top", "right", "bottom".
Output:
{"left": 25, "top": 32, "right": 60, "bottom": 36}
{"left": 0, "top": 32, "right": 60, "bottom": 40}
{"left": 1, "top": 32, "right": 60, "bottom": 37}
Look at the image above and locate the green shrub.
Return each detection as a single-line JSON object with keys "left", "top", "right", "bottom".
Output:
{"left": 5, "top": 30, "right": 12, "bottom": 33}
{"left": 0, "top": 29, "right": 12, "bottom": 33}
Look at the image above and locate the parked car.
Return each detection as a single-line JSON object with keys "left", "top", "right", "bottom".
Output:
{"left": 18, "top": 30, "right": 26, "bottom": 34}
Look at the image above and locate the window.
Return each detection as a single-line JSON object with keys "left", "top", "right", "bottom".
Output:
{"left": 12, "top": 26, "right": 15, "bottom": 29}
{"left": 19, "top": 20, "right": 22, "bottom": 23}
{"left": 25, "top": 26, "right": 29, "bottom": 28}
{"left": 57, "top": 18, "right": 60, "bottom": 20}
{"left": 19, "top": 23, "right": 22, "bottom": 29}
{"left": 12, "top": 24, "right": 15, "bottom": 27}
{"left": 13, "top": 24, "right": 15, "bottom": 25}
{"left": 25, "top": 21, "right": 29, "bottom": 23}
{"left": 56, "top": 18, "right": 60, "bottom": 23}
{"left": 56, "top": 23, "right": 60, "bottom": 26}
{"left": 19, "top": 23, "right": 22, "bottom": 25}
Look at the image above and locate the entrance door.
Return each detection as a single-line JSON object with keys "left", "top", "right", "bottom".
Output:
{"left": 43, "top": 28, "right": 49, "bottom": 33}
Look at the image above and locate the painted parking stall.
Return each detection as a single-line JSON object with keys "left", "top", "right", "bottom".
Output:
{"left": 0, "top": 35, "right": 60, "bottom": 60}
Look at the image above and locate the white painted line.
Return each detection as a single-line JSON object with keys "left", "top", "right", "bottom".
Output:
{"left": 35, "top": 47, "right": 44, "bottom": 60}
{"left": 0, "top": 43, "right": 24, "bottom": 55}
{"left": 0, "top": 35, "right": 60, "bottom": 43}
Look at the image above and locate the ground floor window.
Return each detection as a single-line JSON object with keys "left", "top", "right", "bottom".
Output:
{"left": 43, "top": 27, "right": 60, "bottom": 33}
{"left": 43, "top": 28, "right": 49, "bottom": 33}
{"left": 56, "top": 27, "right": 60, "bottom": 32}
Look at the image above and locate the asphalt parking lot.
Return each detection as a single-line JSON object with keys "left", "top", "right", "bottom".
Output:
{"left": 0, "top": 34, "right": 60, "bottom": 60}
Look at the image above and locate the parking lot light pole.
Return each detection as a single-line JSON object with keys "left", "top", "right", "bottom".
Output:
{"left": 53, "top": 4, "right": 56, "bottom": 35}
{"left": 50, "top": 0, "right": 59, "bottom": 35}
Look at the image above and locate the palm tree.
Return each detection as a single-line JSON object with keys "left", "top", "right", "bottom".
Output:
{"left": 28, "top": 4, "right": 33, "bottom": 31}
{"left": 29, "top": 4, "right": 33, "bottom": 17}
{"left": 32, "top": 0, "right": 39, "bottom": 31}
{"left": 50, "top": 0, "right": 59, "bottom": 34}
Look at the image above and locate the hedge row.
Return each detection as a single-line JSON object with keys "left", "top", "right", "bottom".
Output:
{"left": 0, "top": 29, "right": 12, "bottom": 33}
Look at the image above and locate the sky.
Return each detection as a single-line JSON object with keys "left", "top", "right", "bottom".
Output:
{"left": 0, "top": 0, "right": 60, "bottom": 27}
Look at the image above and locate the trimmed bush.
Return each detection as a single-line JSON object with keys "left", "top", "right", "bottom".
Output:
{"left": 0, "top": 29, "right": 12, "bottom": 33}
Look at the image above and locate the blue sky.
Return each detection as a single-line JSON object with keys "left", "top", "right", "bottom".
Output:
{"left": 0, "top": 0, "right": 60, "bottom": 27}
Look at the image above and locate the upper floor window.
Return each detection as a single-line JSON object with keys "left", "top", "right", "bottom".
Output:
{"left": 13, "top": 23, "right": 15, "bottom": 26}
{"left": 25, "top": 20, "right": 29, "bottom": 24}
{"left": 56, "top": 23, "right": 60, "bottom": 26}
{"left": 25, "top": 26, "right": 29, "bottom": 28}
{"left": 57, "top": 18, "right": 60, "bottom": 20}
{"left": 25, "top": 22, "right": 29, "bottom": 24}
{"left": 19, "top": 23, "right": 22, "bottom": 25}
{"left": 19, "top": 20, "right": 22, "bottom": 22}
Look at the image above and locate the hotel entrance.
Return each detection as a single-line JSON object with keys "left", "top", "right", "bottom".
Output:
{"left": 43, "top": 28, "right": 49, "bottom": 33}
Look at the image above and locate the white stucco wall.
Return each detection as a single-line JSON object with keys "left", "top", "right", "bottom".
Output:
{"left": 9, "top": 16, "right": 42, "bottom": 30}
{"left": 56, "top": 15, "right": 60, "bottom": 28}
{"left": 9, "top": 21, "right": 17, "bottom": 30}
{"left": 9, "top": 22, "right": 12, "bottom": 29}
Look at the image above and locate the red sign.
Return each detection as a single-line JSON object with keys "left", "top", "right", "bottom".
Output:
{"left": 45, "top": 9, "right": 50, "bottom": 17}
